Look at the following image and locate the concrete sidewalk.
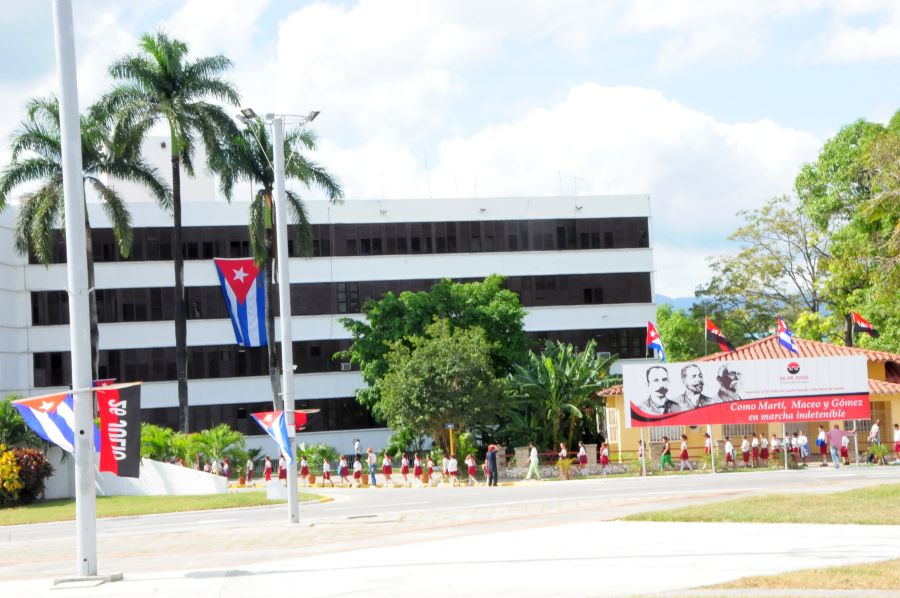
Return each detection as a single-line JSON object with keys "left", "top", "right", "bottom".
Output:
{"left": 4, "top": 519, "right": 900, "bottom": 597}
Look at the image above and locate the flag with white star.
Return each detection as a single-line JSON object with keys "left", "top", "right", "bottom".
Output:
{"left": 213, "top": 258, "right": 268, "bottom": 347}
{"left": 13, "top": 392, "right": 100, "bottom": 453}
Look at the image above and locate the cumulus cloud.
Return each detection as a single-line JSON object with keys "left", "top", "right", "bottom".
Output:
{"left": 816, "top": 1, "right": 900, "bottom": 62}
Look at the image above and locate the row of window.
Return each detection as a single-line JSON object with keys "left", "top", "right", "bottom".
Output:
{"left": 31, "top": 273, "right": 652, "bottom": 325}
{"left": 142, "top": 397, "right": 380, "bottom": 435}
{"left": 32, "top": 217, "right": 649, "bottom": 264}
{"left": 32, "top": 327, "right": 647, "bottom": 387}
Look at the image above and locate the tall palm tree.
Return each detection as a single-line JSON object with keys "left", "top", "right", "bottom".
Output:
{"left": 0, "top": 96, "right": 170, "bottom": 378}
{"left": 103, "top": 32, "right": 240, "bottom": 432}
{"left": 215, "top": 117, "right": 343, "bottom": 409}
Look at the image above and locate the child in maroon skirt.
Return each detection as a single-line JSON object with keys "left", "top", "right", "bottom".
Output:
{"left": 751, "top": 433, "right": 760, "bottom": 467}
{"left": 741, "top": 436, "right": 751, "bottom": 467}
{"left": 264, "top": 456, "right": 273, "bottom": 482}
{"left": 600, "top": 442, "right": 610, "bottom": 474}
{"left": 413, "top": 454, "right": 423, "bottom": 487}
{"left": 382, "top": 453, "right": 394, "bottom": 487}
{"left": 465, "top": 454, "right": 477, "bottom": 486}
{"left": 679, "top": 434, "right": 692, "bottom": 471}
{"left": 339, "top": 455, "right": 350, "bottom": 487}
{"left": 278, "top": 455, "right": 287, "bottom": 483}
{"left": 299, "top": 456, "right": 309, "bottom": 487}
{"left": 400, "top": 453, "right": 410, "bottom": 487}
{"left": 426, "top": 456, "right": 438, "bottom": 487}
{"left": 322, "top": 457, "right": 335, "bottom": 487}
{"left": 760, "top": 435, "right": 769, "bottom": 467}
{"left": 353, "top": 457, "right": 362, "bottom": 487}
{"left": 577, "top": 441, "right": 588, "bottom": 476}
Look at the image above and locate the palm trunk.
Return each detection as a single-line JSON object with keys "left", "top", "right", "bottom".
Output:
{"left": 84, "top": 222, "right": 100, "bottom": 381}
{"left": 172, "top": 155, "right": 189, "bottom": 432}
{"left": 265, "top": 193, "right": 282, "bottom": 410}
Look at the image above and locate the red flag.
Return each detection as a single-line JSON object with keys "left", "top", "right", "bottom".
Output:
{"left": 97, "top": 383, "right": 142, "bottom": 478}
{"left": 705, "top": 318, "right": 735, "bottom": 352}
{"left": 851, "top": 311, "right": 880, "bottom": 338}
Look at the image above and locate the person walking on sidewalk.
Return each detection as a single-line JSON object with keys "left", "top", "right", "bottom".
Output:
{"left": 724, "top": 437, "right": 735, "bottom": 470}
{"left": 413, "top": 453, "right": 423, "bottom": 487}
{"left": 817, "top": 425, "right": 828, "bottom": 466}
{"left": 400, "top": 453, "right": 411, "bottom": 487}
{"left": 353, "top": 456, "right": 363, "bottom": 487}
{"left": 382, "top": 452, "right": 395, "bottom": 487}
{"left": 300, "top": 456, "right": 310, "bottom": 487}
{"left": 600, "top": 442, "right": 610, "bottom": 475}
{"left": 557, "top": 443, "right": 569, "bottom": 480}
{"left": 465, "top": 453, "right": 478, "bottom": 486}
{"left": 679, "top": 434, "right": 692, "bottom": 471}
{"left": 826, "top": 425, "right": 855, "bottom": 469}
{"left": 278, "top": 455, "right": 287, "bottom": 484}
{"left": 893, "top": 424, "right": 900, "bottom": 463}
{"left": 263, "top": 455, "right": 272, "bottom": 482}
{"left": 338, "top": 455, "right": 350, "bottom": 487}
{"left": 660, "top": 436, "right": 674, "bottom": 471}
{"left": 367, "top": 447, "right": 377, "bottom": 487}
{"left": 246, "top": 456, "right": 253, "bottom": 483}
{"left": 486, "top": 444, "right": 499, "bottom": 487}
{"left": 577, "top": 441, "right": 588, "bottom": 476}
{"left": 448, "top": 454, "right": 460, "bottom": 486}
{"left": 525, "top": 442, "right": 541, "bottom": 480}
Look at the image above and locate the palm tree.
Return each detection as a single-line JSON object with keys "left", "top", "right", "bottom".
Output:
{"left": 192, "top": 423, "right": 245, "bottom": 467}
{"left": 103, "top": 32, "right": 240, "bottom": 432}
{"left": 215, "top": 117, "right": 343, "bottom": 409}
{"left": 0, "top": 97, "right": 170, "bottom": 378}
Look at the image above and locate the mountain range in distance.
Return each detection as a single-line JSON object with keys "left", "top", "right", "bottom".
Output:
{"left": 654, "top": 294, "right": 697, "bottom": 310}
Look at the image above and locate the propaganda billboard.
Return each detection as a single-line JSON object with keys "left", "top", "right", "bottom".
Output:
{"left": 623, "top": 356, "right": 869, "bottom": 428}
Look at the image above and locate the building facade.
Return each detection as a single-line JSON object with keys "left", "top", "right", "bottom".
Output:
{"left": 1, "top": 193, "right": 657, "bottom": 453}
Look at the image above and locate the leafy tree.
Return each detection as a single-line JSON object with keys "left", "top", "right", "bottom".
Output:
{"left": 0, "top": 395, "right": 46, "bottom": 449}
{"left": 507, "top": 339, "right": 618, "bottom": 450}
{"left": 215, "top": 117, "right": 343, "bottom": 408}
{"left": 104, "top": 32, "right": 240, "bottom": 431}
{"left": 0, "top": 97, "right": 169, "bottom": 377}
{"left": 655, "top": 304, "right": 704, "bottom": 361}
{"left": 378, "top": 320, "right": 505, "bottom": 454}
{"left": 339, "top": 275, "right": 528, "bottom": 420}
{"left": 697, "top": 195, "right": 829, "bottom": 341}
{"left": 296, "top": 442, "right": 339, "bottom": 472}
{"left": 192, "top": 424, "right": 245, "bottom": 466}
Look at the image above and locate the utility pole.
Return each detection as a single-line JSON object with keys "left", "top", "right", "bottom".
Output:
{"left": 51, "top": 0, "right": 97, "bottom": 576}
{"left": 272, "top": 116, "right": 299, "bottom": 523}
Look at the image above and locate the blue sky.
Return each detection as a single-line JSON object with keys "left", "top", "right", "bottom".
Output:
{"left": 1, "top": 0, "right": 899, "bottom": 296}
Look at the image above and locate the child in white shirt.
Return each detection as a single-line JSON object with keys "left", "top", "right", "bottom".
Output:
{"left": 724, "top": 437, "right": 735, "bottom": 470}
{"left": 447, "top": 455, "right": 459, "bottom": 487}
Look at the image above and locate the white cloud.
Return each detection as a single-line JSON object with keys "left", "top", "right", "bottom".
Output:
{"left": 817, "top": 1, "right": 900, "bottom": 62}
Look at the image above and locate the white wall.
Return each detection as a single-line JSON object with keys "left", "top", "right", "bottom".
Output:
{"left": 95, "top": 459, "right": 227, "bottom": 496}
{"left": 0, "top": 210, "right": 30, "bottom": 396}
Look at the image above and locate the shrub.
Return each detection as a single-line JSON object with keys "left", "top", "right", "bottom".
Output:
{"left": 13, "top": 448, "right": 53, "bottom": 504}
{"left": 297, "top": 443, "right": 339, "bottom": 471}
{"left": 0, "top": 444, "right": 23, "bottom": 506}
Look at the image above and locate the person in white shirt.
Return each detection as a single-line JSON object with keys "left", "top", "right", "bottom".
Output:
{"left": 740, "top": 436, "right": 751, "bottom": 467}
{"left": 750, "top": 434, "right": 760, "bottom": 468}
{"left": 760, "top": 435, "right": 769, "bottom": 467}
{"left": 441, "top": 456, "right": 450, "bottom": 484}
{"left": 447, "top": 454, "right": 460, "bottom": 487}
{"left": 525, "top": 442, "right": 541, "bottom": 480}
{"left": 817, "top": 425, "right": 829, "bottom": 466}
{"left": 245, "top": 457, "right": 254, "bottom": 483}
{"left": 841, "top": 433, "right": 851, "bottom": 465}
{"left": 577, "top": 441, "right": 588, "bottom": 476}
{"left": 367, "top": 447, "right": 377, "bottom": 487}
{"left": 557, "top": 443, "right": 569, "bottom": 479}
{"left": 321, "top": 457, "right": 334, "bottom": 487}
{"left": 352, "top": 457, "right": 363, "bottom": 487}
{"left": 893, "top": 424, "right": 900, "bottom": 462}
{"left": 867, "top": 419, "right": 882, "bottom": 464}
{"left": 798, "top": 431, "right": 809, "bottom": 465}
{"left": 679, "top": 434, "right": 692, "bottom": 471}
{"left": 724, "top": 437, "right": 735, "bottom": 470}
{"left": 338, "top": 455, "right": 349, "bottom": 487}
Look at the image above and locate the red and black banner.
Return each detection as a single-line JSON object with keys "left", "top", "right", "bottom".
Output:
{"left": 851, "top": 311, "right": 880, "bottom": 338}
{"left": 97, "top": 383, "right": 142, "bottom": 478}
{"left": 705, "top": 318, "right": 735, "bottom": 352}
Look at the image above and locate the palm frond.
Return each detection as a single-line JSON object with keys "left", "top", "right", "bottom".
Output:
{"left": 248, "top": 189, "right": 268, "bottom": 265}
{"left": 88, "top": 178, "right": 133, "bottom": 258}
{"left": 286, "top": 189, "right": 313, "bottom": 257}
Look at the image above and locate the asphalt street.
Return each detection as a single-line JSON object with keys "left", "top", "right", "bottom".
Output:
{"left": 1, "top": 466, "right": 898, "bottom": 597}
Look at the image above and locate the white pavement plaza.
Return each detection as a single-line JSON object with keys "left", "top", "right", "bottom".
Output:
{"left": 2, "top": 466, "right": 899, "bottom": 597}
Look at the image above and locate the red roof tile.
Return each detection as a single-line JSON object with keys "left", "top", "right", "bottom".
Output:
{"left": 869, "top": 379, "right": 900, "bottom": 396}
{"left": 698, "top": 335, "right": 900, "bottom": 363}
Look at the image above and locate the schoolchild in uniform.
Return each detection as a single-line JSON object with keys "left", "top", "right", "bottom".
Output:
{"left": 600, "top": 442, "right": 610, "bottom": 475}
{"left": 413, "top": 453, "right": 423, "bottom": 487}
{"left": 264, "top": 456, "right": 273, "bottom": 482}
{"left": 400, "top": 453, "right": 411, "bottom": 487}
{"left": 724, "top": 436, "right": 735, "bottom": 470}
{"left": 577, "top": 441, "right": 588, "bottom": 476}
{"left": 760, "top": 434, "right": 769, "bottom": 467}
{"left": 321, "top": 457, "right": 335, "bottom": 487}
{"left": 841, "top": 434, "right": 851, "bottom": 465}
{"left": 382, "top": 452, "right": 394, "bottom": 487}
{"left": 750, "top": 433, "right": 760, "bottom": 467}
{"left": 798, "top": 430, "right": 809, "bottom": 465}
{"left": 299, "top": 456, "right": 310, "bottom": 487}
{"left": 740, "top": 435, "right": 751, "bottom": 467}
{"left": 679, "top": 434, "right": 692, "bottom": 471}
{"left": 353, "top": 456, "right": 363, "bottom": 487}
{"left": 426, "top": 456, "right": 438, "bottom": 487}
{"left": 338, "top": 455, "right": 350, "bottom": 487}
{"left": 465, "top": 454, "right": 477, "bottom": 486}
{"left": 442, "top": 455, "right": 450, "bottom": 485}
{"left": 448, "top": 454, "right": 460, "bottom": 486}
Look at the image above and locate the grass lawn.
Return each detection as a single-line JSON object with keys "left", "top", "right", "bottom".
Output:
{"left": 623, "top": 483, "right": 900, "bottom": 525}
{"left": 0, "top": 491, "right": 324, "bottom": 526}
{"left": 708, "top": 558, "right": 900, "bottom": 590}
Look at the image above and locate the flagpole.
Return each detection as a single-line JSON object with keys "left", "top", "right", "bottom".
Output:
{"left": 782, "top": 423, "right": 789, "bottom": 471}
{"left": 51, "top": 0, "right": 98, "bottom": 576}
{"left": 708, "top": 424, "right": 716, "bottom": 474}
{"left": 272, "top": 116, "right": 299, "bottom": 523}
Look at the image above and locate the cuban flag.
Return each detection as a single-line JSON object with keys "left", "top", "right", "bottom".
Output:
{"left": 851, "top": 311, "right": 880, "bottom": 338}
{"left": 776, "top": 315, "right": 799, "bottom": 355}
{"left": 251, "top": 411, "right": 294, "bottom": 463}
{"left": 646, "top": 321, "right": 666, "bottom": 363}
{"left": 213, "top": 258, "right": 268, "bottom": 347}
{"left": 13, "top": 392, "right": 100, "bottom": 453}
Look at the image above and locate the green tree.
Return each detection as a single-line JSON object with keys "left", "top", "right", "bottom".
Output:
{"left": 655, "top": 304, "right": 704, "bottom": 361}
{"left": 0, "top": 97, "right": 169, "bottom": 377}
{"left": 507, "top": 339, "right": 617, "bottom": 450}
{"left": 215, "top": 117, "right": 343, "bottom": 409}
{"left": 378, "top": 320, "right": 505, "bottom": 454}
{"left": 339, "top": 275, "right": 528, "bottom": 420}
{"left": 697, "top": 195, "right": 829, "bottom": 341}
{"left": 139, "top": 423, "right": 175, "bottom": 461}
{"left": 192, "top": 424, "right": 245, "bottom": 466}
{"left": 104, "top": 32, "right": 240, "bottom": 431}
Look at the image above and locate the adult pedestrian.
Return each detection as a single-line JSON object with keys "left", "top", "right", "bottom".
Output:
{"left": 867, "top": 419, "right": 883, "bottom": 464}
{"left": 660, "top": 436, "right": 674, "bottom": 470}
{"left": 367, "top": 447, "right": 377, "bottom": 486}
{"left": 354, "top": 437, "right": 361, "bottom": 462}
{"left": 486, "top": 444, "right": 499, "bottom": 487}
{"left": 825, "top": 425, "right": 855, "bottom": 469}
{"left": 525, "top": 442, "right": 541, "bottom": 480}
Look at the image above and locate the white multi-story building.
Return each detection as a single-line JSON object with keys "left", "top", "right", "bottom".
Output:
{"left": 0, "top": 153, "right": 656, "bottom": 454}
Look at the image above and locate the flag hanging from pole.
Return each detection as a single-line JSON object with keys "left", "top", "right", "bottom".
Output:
{"left": 96, "top": 382, "right": 142, "bottom": 478}
{"left": 776, "top": 315, "right": 799, "bottom": 355}
{"left": 646, "top": 321, "right": 666, "bottom": 363}
{"left": 213, "top": 257, "right": 268, "bottom": 347}
{"left": 851, "top": 311, "right": 880, "bottom": 338}
{"left": 13, "top": 392, "right": 100, "bottom": 454}
{"left": 705, "top": 318, "right": 735, "bottom": 352}
{"left": 251, "top": 411, "right": 294, "bottom": 463}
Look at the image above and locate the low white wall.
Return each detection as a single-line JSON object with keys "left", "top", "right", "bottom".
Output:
{"left": 44, "top": 447, "right": 75, "bottom": 500}
{"left": 96, "top": 459, "right": 228, "bottom": 496}
{"left": 245, "top": 428, "right": 393, "bottom": 457}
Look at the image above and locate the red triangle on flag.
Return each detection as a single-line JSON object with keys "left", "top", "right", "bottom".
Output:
{"left": 214, "top": 258, "right": 260, "bottom": 304}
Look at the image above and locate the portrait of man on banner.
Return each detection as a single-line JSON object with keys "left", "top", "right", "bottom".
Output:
{"left": 716, "top": 364, "right": 743, "bottom": 402}
{"left": 640, "top": 365, "right": 680, "bottom": 415}
{"left": 672, "top": 364, "right": 717, "bottom": 411}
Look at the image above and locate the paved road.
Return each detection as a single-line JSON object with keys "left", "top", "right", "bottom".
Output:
{"left": 1, "top": 466, "right": 898, "bottom": 597}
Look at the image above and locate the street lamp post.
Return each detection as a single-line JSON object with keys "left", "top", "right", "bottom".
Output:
{"left": 239, "top": 108, "right": 319, "bottom": 523}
